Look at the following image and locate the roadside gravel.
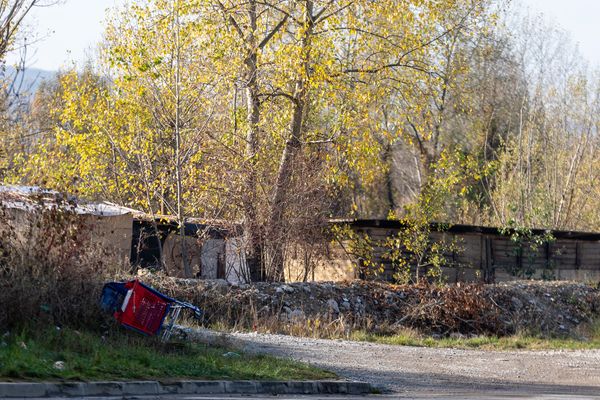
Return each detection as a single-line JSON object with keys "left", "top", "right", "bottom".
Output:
{"left": 182, "top": 328, "right": 600, "bottom": 395}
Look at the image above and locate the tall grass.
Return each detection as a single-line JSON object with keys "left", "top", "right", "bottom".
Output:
{"left": 0, "top": 203, "right": 121, "bottom": 329}
{"left": 0, "top": 327, "right": 334, "bottom": 381}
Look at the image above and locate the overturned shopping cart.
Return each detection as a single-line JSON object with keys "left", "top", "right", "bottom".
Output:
{"left": 100, "top": 279, "right": 202, "bottom": 341}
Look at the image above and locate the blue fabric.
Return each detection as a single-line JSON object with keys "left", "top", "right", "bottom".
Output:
{"left": 100, "top": 282, "right": 128, "bottom": 313}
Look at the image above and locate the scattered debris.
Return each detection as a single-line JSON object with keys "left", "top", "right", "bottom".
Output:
{"left": 53, "top": 361, "right": 65, "bottom": 370}
{"left": 143, "top": 276, "right": 600, "bottom": 338}
{"left": 327, "top": 299, "right": 340, "bottom": 314}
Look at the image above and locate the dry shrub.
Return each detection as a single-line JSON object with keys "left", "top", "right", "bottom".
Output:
{"left": 133, "top": 275, "right": 599, "bottom": 339}
{"left": 0, "top": 203, "right": 120, "bottom": 329}
{"left": 397, "top": 283, "right": 502, "bottom": 335}
{"left": 142, "top": 277, "right": 508, "bottom": 338}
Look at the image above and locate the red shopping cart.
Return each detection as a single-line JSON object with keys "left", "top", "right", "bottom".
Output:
{"left": 100, "top": 279, "right": 202, "bottom": 340}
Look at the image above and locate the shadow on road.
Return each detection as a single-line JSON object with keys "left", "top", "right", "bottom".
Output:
{"left": 179, "top": 327, "right": 600, "bottom": 398}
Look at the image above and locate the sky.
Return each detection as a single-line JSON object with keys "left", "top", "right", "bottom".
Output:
{"left": 5, "top": 0, "right": 600, "bottom": 71}
{"left": 522, "top": 0, "right": 600, "bottom": 67}
{"left": 5, "top": 0, "right": 123, "bottom": 71}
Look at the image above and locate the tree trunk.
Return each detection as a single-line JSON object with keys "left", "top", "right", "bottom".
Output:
{"left": 267, "top": 0, "right": 314, "bottom": 281}
{"left": 174, "top": 0, "right": 192, "bottom": 278}
{"left": 269, "top": 103, "right": 304, "bottom": 281}
{"left": 384, "top": 144, "right": 397, "bottom": 213}
{"left": 241, "top": 0, "right": 265, "bottom": 282}
{"left": 243, "top": 72, "right": 264, "bottom": 281}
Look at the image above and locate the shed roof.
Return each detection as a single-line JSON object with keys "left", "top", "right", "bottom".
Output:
{"left": 0, "top": 185, "right": 136, "bottom": 217}
{"left": 332, "top": 219, "right": 600, "bottom": 242}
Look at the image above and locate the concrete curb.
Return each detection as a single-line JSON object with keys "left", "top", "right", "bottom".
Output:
{"left": 0, "top": 380, "right": 374, "bottom": 398}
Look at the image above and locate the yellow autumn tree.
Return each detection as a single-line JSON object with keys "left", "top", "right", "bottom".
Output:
{"left": 12, "top": 0, "right": 499, "bottom": 281}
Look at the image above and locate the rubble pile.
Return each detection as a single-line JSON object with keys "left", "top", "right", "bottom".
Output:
{"left": 490, "top": 281, "right": 600, "bottom": 337}
{"left": 145, "top": 275, "right": 600, "bottom": 338}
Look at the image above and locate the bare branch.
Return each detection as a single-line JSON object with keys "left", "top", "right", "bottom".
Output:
{"left": 215, "top": 0, "right": 245, "bottom": 40}
{"left": 315, "top": 1, "right": 353, "bottom": 24}
{"left": 258, "top": 14, "right": 288, "bottom": 49}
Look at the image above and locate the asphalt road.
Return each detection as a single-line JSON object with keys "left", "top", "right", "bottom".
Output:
{"left": 18, "top": 394, "right": 600, "bottom": 399}
{"left": 17, "top": 329, "right": 600, "bottom": 399}
{"left": 182, "top": 328, "right": 600, "bottom": 398}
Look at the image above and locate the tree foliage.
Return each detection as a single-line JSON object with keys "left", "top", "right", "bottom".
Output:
{"left": 6, "top": 0, "right": 600, "bottom": 281}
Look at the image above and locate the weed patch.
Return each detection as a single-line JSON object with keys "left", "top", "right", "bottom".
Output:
{"left": 0, "top": 328, "right": 334, "bottom": 381}
{"left": 350, "top": 319, "right": 600, "bottom": 350}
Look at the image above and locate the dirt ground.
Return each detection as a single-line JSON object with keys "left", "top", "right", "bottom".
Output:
{"left": 181, "top": 328, "right": 600, "bottom": 396}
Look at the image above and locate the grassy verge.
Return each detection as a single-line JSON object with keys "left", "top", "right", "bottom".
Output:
{"left": 205, "top": 318, "right": 600, "bottom": 351}
{"left": 350, "top": 321, "right": 600, "bottom": 350}
{"left": 0, "top": 328, "right": 335, "bottom": 382}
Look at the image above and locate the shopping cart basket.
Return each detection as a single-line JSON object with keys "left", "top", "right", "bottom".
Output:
{"left": 100, "top": 279, "right": 202, "bottom": 341}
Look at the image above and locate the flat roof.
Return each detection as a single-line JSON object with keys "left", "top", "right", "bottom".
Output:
{"left": 0, "top": 185, "right": 135, "bottom": 217}
{"left": 332, "top": 219, "right": 600, "bottom": 241}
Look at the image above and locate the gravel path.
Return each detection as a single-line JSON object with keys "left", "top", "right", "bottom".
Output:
{"left": 182, "top": 328, "right": 600, "bottom": 396}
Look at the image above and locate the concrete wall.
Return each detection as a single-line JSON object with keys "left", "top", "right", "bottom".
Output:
{"left": 225, "top": 237, "right": 247, "bottom": 283}
{"left": 4, "top": 207, "right": 133, "bottom": 262}
{"left": 200, "top": 239, "right": 223, "bottom": 279}
{"left": 161, "top": 234, "right": 248, "bottom": 282}
{"left": 285, "top": 242, "right": 356, "bottom": 282}
{"left": 83, "top": 214, "right": 133, "bottom": 262}
{"left": 162, "top": 235, "right": 202, "bottom": 277}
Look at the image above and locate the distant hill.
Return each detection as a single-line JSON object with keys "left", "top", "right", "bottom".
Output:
{"left": 1, "top": 66, "right": 56, "bottom": 99}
